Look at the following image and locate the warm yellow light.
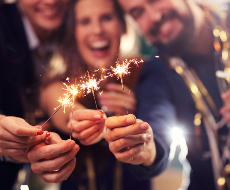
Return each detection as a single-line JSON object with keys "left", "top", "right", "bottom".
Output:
{"left": 194, "top": 118, "right": 201, "bottom": 126}
{"left": 194, "top": 113, "right": 202, "bottom": 126}
{"left": 214, "top": 41, "right": 221, "bottom": 51}
{"left": 220, "top": 31, "right": 227, "bottom": 42}
{"left": 213, "top": 29, "right": 220, "bottom": 37}
{"left": 222, "top": 50, "right": 229, "bottom": 61}
{"left": 217, "top": 177, "right": 226, "bottom": 186}
{"left": 195, "top": 113, "right": 202, "bottom": 119}
{"left": 191, "top": 84, "right": 198, "bottom": 94}
{"left": 175, "top": 66, "right": 183, "bottom": 74}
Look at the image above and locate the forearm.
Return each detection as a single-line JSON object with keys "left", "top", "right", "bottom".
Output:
{"left": 9, "top": 154, "right": 29, "bottom": 163}
{"left": 130, "top": 138, "right": 168, "bottom": 179}
{"left": 0, "top": 154, "right": 29, "bottom": 163}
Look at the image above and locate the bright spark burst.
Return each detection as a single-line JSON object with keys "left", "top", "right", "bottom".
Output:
{"left": 80, "top": 72, "right": 102, "bottom": 94}
{"left": 57, "top": 95, "right": 72, "bottom": 113}
{"left": 57, "top": 79, "right": 81, "bottom": 113}
{"left": 85, "top": 78, "right": 100, "bottom": 93}
{"left": 55, "top": 58, "right": 144, "bottom": 113}
{"left": 111, "top": 58, "right": 144, "bottom": 79}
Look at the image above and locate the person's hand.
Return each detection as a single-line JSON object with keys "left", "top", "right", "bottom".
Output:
{"left": 27, "top": 132, "right": 79, "bottom": 183}
{"left": 67, "top": 109, "right": 106, "bottom": 145}
{"left": 98, "top": 83, "right": 136, "bottom": 115}
{"left": 0, "top": 116, "right": 47, "bottom": 156}
{"left": 220, "top": 89, "right": 230, "bottom": 123}
{"left": 104, "top": 114, "right": 156, "bottom": 166}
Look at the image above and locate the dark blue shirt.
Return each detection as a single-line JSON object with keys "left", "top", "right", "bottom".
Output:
{"left": 136, "top": 53, "right": 226, "bottom": 190}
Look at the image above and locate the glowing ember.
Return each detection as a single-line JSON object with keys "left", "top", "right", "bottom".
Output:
{"left": 57, "top": 95, "right": 73, "bottom": 113}
{"left": 80, "top": 72, "right": 101, "bottom": 95}
{"left": 111, "top": 61, "right": 130, "bottom": 79}
{"left": 111, "top": 58, "right": 144, "bottom": 79}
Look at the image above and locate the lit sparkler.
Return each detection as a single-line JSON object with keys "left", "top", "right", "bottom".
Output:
{"left": 110, "top": 54, "right": 144, "bottom": 114}
{"left": 80, "top": 71, "right": 102, "bottom": 109}
{"left": 41, "top": 93, "right": 73, "bottom": 129}
{"left": 61, "top": 78, "right": 81, "bottom": 139}
{"left": 44, "top": 55, "right": 144, "bottom": 139}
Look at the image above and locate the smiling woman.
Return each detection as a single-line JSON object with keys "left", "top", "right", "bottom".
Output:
{"left": 17, "top": 0, "right": 69, "bottom": 42}
{"left": 74, "top": 0, "right": 125, "bottom": 69}
{"left": 37, "top": 0, "right": 156, "bottom": 189}
{"left": 56, "top": 0, "right": 126, "bottom": 76}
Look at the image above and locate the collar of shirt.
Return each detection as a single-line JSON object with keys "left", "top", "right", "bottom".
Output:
{"left": 21, "top": 15, "right": 40, "bottom": 50}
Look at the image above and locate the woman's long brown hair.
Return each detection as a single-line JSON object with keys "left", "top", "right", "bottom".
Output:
{"left": 57, "top": 0, "right": 126, "bottom": 81}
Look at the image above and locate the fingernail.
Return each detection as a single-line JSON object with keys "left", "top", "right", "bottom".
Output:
{"left": 146, "top": 134, "right": 151, "bottom": 141}
{"left": 73, "top": 146, "right": 79, "bottom": 153}
{"left": 98, "top": 110, "right": 104, "bottom": 115}
{"left": 131, "top": 115, "right": 136, "bottom": 123}
{"left": 94, "top": 115, "right": 101, "bottom": 119}
{"left": 46, "top": 132, "right": 50, "bottom": 137}
{"left": 34, "top": 125, "right": 42, "bottom": 129}
{"left": 37, "top": 130, "right": 44, "bottom": 135}
{"left": 69, "top": 141, "right": 76, "bottom": 149}
{"left": 126, "top": 115, "right": 136, "bottom": 124}
{"left": 126, "top": 117, "right": 135, "bottom": 124}
{"left": 140, "top": 123, "right": 148, "bottom": 130}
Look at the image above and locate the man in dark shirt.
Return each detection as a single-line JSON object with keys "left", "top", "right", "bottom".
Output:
{"left": 117, "top": 0, "right": 230, "bottom": 189}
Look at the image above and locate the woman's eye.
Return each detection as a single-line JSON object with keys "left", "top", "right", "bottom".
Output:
{"left": 79, "top": 18, "right": 90, "bottom": 25}
{"left": 101, "top": 14, "right": 113, "bottom": 21}
{"left": 132, "top": 9, "right": 144, "bottom": 20}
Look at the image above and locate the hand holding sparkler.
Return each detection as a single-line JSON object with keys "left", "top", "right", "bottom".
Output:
{"left": 0, "top": 116, "right": 47, "bottom": 158}
{"left": 27, "top": 132, "right": 79, "bottom": 183}
{"left": 104, "top": 114, "right": 156, "bottom": 166}
{"left": 98, "top": 83, "right": 136, "bottom": 115}
{"left": 67, "top": 109, "right": 106, "bottom": 145}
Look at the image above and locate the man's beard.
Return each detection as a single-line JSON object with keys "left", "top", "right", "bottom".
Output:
{"left": 149, "top": 4, "right": 195, "bottom": 56}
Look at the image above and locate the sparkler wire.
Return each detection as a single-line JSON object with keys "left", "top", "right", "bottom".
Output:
{"left": 120, "top": 74, "right": 128, "bottom": 115}
{"left": 41, "top": 105, "right": 62, "bottom": 128}
{"left": 91, "top": 87, "right": 98, "bottom": 110}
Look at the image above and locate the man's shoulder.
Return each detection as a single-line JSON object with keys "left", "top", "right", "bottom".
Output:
{"left": 140, "top": 55, "right": 173, "bottom": 78}
{"left": 0, "top": 3, "right": 23, "bottom": 38}
{"left": 0, "top": 3, "right": 18, "bottom": 16}
{"left": 0, "top": 3, "right": 17, "bottom": 10}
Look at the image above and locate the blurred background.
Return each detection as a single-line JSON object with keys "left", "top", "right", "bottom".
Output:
{"left": 3, "top": 0, "right": 230, "bottom": 189}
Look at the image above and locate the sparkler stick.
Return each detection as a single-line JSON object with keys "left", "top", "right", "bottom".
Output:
{"left": 88, "top": 71, "right": 98, "bottom": 110}
{"left": 111, "top": 52, "right": 130, "bottom": 114}
{"left": 41, "top": 105, "right": 62, "bottom": 128}
{"left": 120, "top": 73, "right": 128, "bottom": 115}
{"left": 110, "top": 55, "right": 144, "bottom": 115}
{"left": 70, "top": 78, "right": 78, "bottom": 140}
{"left": 91, "top": 86, "right": 98, "bottom": 110}
{"left": 81, "top": 71, "right": 101, "bottom": 110}
{"left": 63, "top": 79, "right": 81, "bottom": 139}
